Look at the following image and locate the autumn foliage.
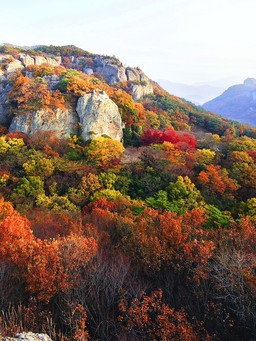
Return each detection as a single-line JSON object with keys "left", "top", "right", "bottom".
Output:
{"left": 141, "top": 128, "right": 197, "bottom": 150}
{"left": 9, "top": 73, "right": 66, "bottom": 113}
{"left": 0, "top": 48, "right": 256, "bottom": 340}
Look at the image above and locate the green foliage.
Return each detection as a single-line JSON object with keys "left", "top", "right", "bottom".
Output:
{"left": 123, "top": 126, "right": 142, "bottom": 147}
{"left": 54, "top": 69, "right": 81, "bottom": 92}
{"left": 11, "top": 176, "right": 45, "bottom": 211}
{"left": 204, "top": 205, "right": 232, "bottom": 229}
{"left": 228, "top": 136, "right": 256, "bottom": 152}
{"left": 146, "top": 176, "right": 204, "bottom": 214}
{"left": 34, "top": 44, "right": 94, "bottom": 57}
{"left": 36, "top": 193, "right": 80, "bottom": 213}
{"left": 240, "top": 198, "right": 256, "bottom": 217}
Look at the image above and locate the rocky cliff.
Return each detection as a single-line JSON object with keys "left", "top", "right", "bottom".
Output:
{"left": 8, "top": 90, "right": 123, "bottom": 141}
{"left": 76, "top": 90, "right": 124, "bottom": 141}
{"left": 0, "top": 44, "right": 155, "bottom": 140}
{"left": 9, "top": 108, "right": 79, "bottom": 139}
{"left": 72, "top": 55, "right": 153, "bottom": 100}
{"left": 0, "top": 53, "right": 61, "bottom": 74}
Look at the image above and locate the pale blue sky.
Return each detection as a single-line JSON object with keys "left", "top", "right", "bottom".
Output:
{"left": 2, "top": 0, "right": 256, "bottom": 84}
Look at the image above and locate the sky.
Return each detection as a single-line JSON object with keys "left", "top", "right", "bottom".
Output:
{"left": 1, "top": 0, "right": 256, "bottom": 85}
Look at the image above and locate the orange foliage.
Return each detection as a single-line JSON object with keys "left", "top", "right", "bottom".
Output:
{"left": 0, "top": 203, "right": 98, "bottom": 302}
{"left": 198, "top": 164, "right": 238, "bottom": 197}
{"left": 119, "top": 290, "right": 209, "bottom": 341}
{"left": 128, "top": 208, "right": 214, "bottom": 280}
{"left": 24, "top": 239, "right": 69, "bottom": 302}
{"left": 0, "top": 207, "right": 34, "bottom": 263}
{"left": 110, "top": 89, "right": 139, "bottom": 124}
{"left": 29, "top": 210, "right": 82, "bottom": 239}
{"left": 9, "top": 73, "right": 66, "bottom": 113}
{"left": 59, "top": 233, "right": 97, "bottom": 285}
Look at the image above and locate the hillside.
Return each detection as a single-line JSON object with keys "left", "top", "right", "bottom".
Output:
{"left": 0, "top": 44, "right": 256, "bottom": 341}
{"left": 203, "top": 78, "right": 256, "bottom": 127}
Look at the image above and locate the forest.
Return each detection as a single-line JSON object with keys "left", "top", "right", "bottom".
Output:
{"left": 0, "top": 45, "right": 255, "bottom": 340}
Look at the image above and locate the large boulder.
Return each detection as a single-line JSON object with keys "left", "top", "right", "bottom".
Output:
{"left": 9, "top": 108, "right": 78, "bottom": 138}
{"left": 1, "top": 332, "right": 52, "bottom": 341}
{"left": 76, "top": 90, "right": 123, "bottom": 141}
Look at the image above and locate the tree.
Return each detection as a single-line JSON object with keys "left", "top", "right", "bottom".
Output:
{"left": 23, "top": 157, "right": 55, "bottom": 179}
{"left": 9, "top": 73, "right": 66, "bottom": 113}
{"left": 119, "top": 290, "right": 208, "bottom": 341}
{"left": 146, "top": 176, "right": 204, "bottom": 214}
{"left": 85, "top": 137, "right": 124, "bottom": 170}
{"left": 226, "top": 151, "right": 256, "bottom": 189}
{"left": 198, "top": 164, "right": 239, "bottom": 202}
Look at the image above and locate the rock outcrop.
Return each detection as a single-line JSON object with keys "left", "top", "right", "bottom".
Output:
{"left": 95, "top": 64, "right": 127, "bottom": 83}
{"left": 9, "top": 108, "right": 78, "bottom": 138}
{"left": 76, "top": 90, "right": 123, "bottom": 141}
{"left": 0, "top": 83, "right": 12, "bottom": 125}
{"left": 0, "top": 53, "right": 61, "bottom": 72}
{"left": 5, "top": 60, "right": 24, "bottom": 73}
{"left": 0, "top": 332, "right": 52, "bottom": 341}
{"left": 131, "top": 83, "right": 154, "bottom": 101}
{"left": 93, "top": 56, "right": 127, "bottom": 83}
{"left": 69, "top": 55, "right": 154, "bottom": 99}
{"left": 19, "top": 54, "right": 61, "bottom": 67}
{"left": 18, "top": 54, "right": 34, "bottom": 67}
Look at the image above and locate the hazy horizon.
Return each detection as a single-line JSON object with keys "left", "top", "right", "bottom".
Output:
{"left": 1, "top": 0, "right": 256, "bottom": 85}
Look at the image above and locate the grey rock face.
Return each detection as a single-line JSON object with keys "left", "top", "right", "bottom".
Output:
{"left": 0, "top": 83, "right": 12, "bottom": 125}
{"left": 96, "top": 64, "right": 127, "bottom": 83}
{"left": 9, "top": 108, "right": 78, "bottom": 138}
{"left": 83, "top": 67, "right": 94, "bottom": 75}
{"left": 43, "top": 75, "right": 60, "bottom": 89}
{"left": 18, "top": 53, "right": 35, "bottom": 67}
{"left": 18, "top": 54, "right": 61, "bottom": 67}
{"left": 1, "top": 332, "right": 52, "bottom": 341}
{"left": 130, "top": 83, "right": 154, "bottom": 100}
{"left": 126, "top": 67, "right": 141, "bottom": 82}
{"left": 76, "top": 90, "right": 123, "bottom": 141}
{"left": 0, "top": 54, "right": 12, "bottom": 62}
{"left": 6, "top": 60, "right": 24, "bottom": 73}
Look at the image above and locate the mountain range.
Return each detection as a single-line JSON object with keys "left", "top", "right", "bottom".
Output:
{"left": 203, "top": 78, "right": 256, "bottom": 127}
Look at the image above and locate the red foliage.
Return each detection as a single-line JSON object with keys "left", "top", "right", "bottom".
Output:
{"left": 6, "top": 131, "right": 31, "bottom": 146}
{"left": 247, "top": 150, "right": 256, "bottom": 161}
{"left": 141, "top": 128, "right": 196, "bottom": 150}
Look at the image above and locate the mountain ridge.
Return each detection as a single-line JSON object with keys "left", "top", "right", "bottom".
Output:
{"left": 0, "top": 43, "right": 256, "bottom": 141}
{"left": 203, "top": 78, "right": 256, "bottom": 127}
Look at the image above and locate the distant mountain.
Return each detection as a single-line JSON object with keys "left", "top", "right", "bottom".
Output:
{"left": 203, "top": 78, "right": 256, "bottom": 127}
{"left": 157, "top": 79, "right": 225, "bottom": 105}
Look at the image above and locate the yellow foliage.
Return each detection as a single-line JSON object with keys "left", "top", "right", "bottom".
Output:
{"left": 86, "top": 137, "right": 124, "bottom": 170}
